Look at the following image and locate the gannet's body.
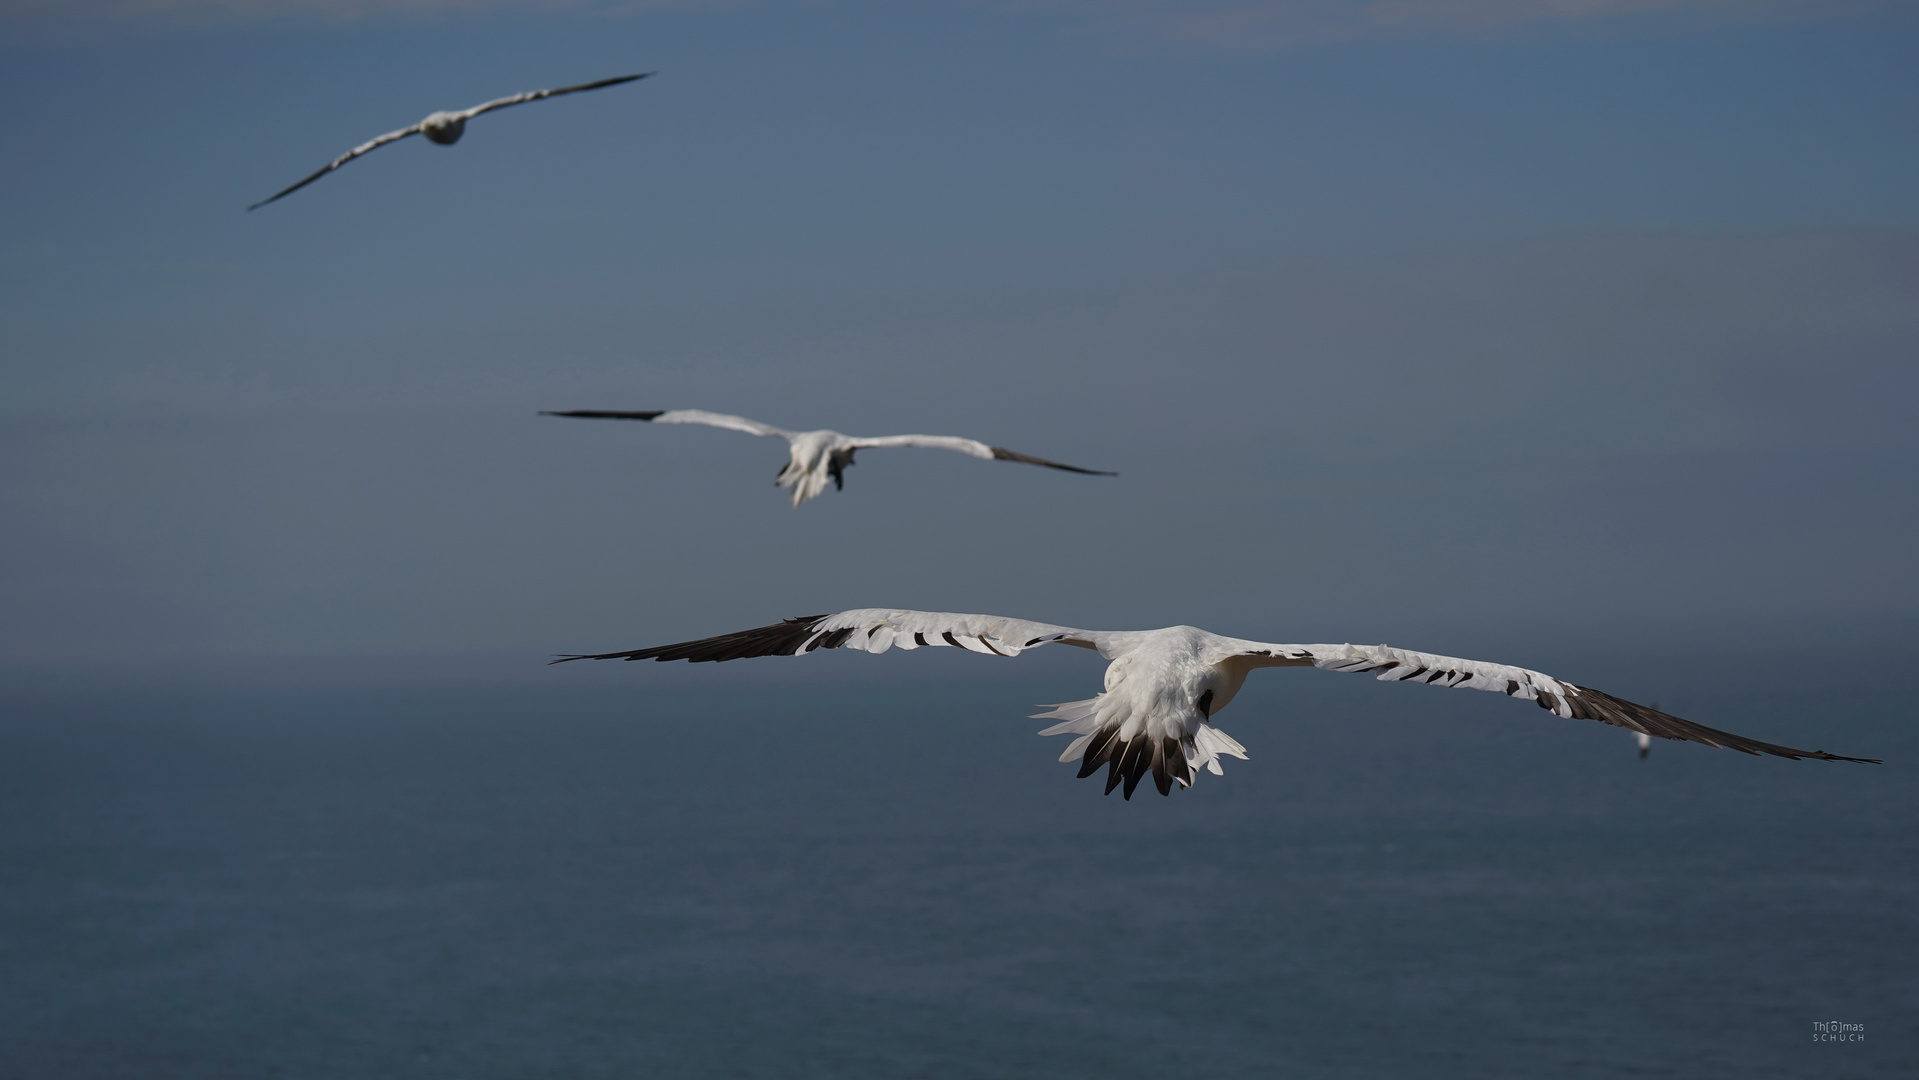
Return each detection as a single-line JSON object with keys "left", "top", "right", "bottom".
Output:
{"left": 249, "top": 73, "right": 651, "bottom": 210}
{"left": 542, "top": 409, "right": 1114, "bottom": 507}
{"left": 555, "top": 608, "right": 1877, "bottom": 798}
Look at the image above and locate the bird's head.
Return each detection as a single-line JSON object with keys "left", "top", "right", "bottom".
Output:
{"left": 421, "top": 112, "right": 468, "bottom": 145}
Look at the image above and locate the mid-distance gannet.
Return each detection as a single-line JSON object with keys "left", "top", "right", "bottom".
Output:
{"left": 248, "top": 73, "right": 651, "bottom": 210}
{"left": 541, "top": 409, "right": 1115, "bottom": 507}
{"left": 553, "top": 609, "right": 1879, "bottom": 799}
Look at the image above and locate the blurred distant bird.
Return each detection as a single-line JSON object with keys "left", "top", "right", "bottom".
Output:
{"left": 1636, "top": 704, "right": 1658, "bottom": 757}
{"left": 541, "top": 409, "right": 1115, "bottom": 507}
{"left": 553, "top": 609, "right": 1879, "bottom": 799}
{"left": 248, "top": 73, "right": 651, "bottom": 210}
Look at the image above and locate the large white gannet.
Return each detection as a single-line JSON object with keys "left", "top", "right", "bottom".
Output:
{"left": 248, "top": 73, "right": 651, "bottom": 210}
{"left": 541, "top": 409, "right": 1115, "bottom": 507}
{"left": 553, "top": 609, "right": 1878, "bottom": 799}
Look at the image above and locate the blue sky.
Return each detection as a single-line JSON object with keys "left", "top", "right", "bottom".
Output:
{"left": 1, "top": 0, "right": 1915, "bottom": 681}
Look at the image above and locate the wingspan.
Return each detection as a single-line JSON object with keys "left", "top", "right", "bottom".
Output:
{"left": 247, "top": 124, "right": 421, "bottom": 211}
{"left": 850, "top": 434, "right": 1115, "bottom": 475}
{"left": 1230, "top": 641, "right": 1879, "bottom": 763}
{"left": 456, "top": 72, "right": 652, "bottom": 121}
{"left": 551, "top": 608, "right": 1111, "bottom": 665}
{"left": 248, "top": 73, "right": 648, "bottom": 211}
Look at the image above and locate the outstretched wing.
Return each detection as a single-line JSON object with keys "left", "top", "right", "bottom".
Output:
{"left": 552, "top": 608, "right": 1115, "bottom": 665}
{"left": 247, "top": 124, "right": 421, "bottom": 211}
{"left": 1221, "top": 640, "right": 1878, "bottom": 763}
{"left": 850, "top": 434, "right": 1115, "bottom": 475}
{"left": 541, "top": 409, "right": 792, "bottom": 439}
{"left": 456, "top": 72, "right": 652, "bottom": 120}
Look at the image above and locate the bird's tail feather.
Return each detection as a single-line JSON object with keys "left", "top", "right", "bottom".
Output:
{"left": 1033, "top": 695, "right": 1247, "bottom": 799}
{"left": 775, "top": 461, "right": 831, "bottom": 506}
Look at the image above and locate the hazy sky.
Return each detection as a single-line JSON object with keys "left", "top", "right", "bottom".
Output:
{"left": 2, "top": 0, "right": 1915, "bottom": 682}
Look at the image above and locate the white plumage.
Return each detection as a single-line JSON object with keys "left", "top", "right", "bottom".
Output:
{"left": 553, "top": 608, "right": 1877, "bottom": 799}
{"left": 542, "top": 408, "right": 1115, "bottom": 507}
{"left": 248, "top": 73, "right": 650, "bottom": 210}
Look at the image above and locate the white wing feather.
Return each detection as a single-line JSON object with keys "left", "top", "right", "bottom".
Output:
{"left": 456, "top": 89, "right": 551, "bottom": 120}
{"left": 848, "top": 433, "right": 1115, "bottom": 475}
{"left": 456, "top": 73, "right": 650, "bottom": 120}
{"left": 847, "top": 434, "right": 995, "bottom": 459}
{"left": 651, "top": 410, "right": 794, "bottom": 439}
{"left": 1217, "top": 639, "right": 1876, "bottom": 760}
{"left": 819, "top": 609, "right": 1115, "bottom": 656}
{"left": 1236, "top": 641, "right": 1576, "bottom": 710}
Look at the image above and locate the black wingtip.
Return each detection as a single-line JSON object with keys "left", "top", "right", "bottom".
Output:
{"left": 540, "top": 410, "right": 666, "bottom": 421}
{"left": 988, "top": 446, "right": 1117, "bottom": 475}
{"left": 1565, "top": 684, "right": 1881, "bottom": 764}
{"left": 549, "top": 615, "right": 835, "bottom": 668}
{"left": 571, "top": 72, "right": 655, "bottom": 92}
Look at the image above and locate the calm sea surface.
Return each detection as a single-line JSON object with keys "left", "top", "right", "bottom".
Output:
{"left": 2, "top": 672, "right": 1912, "bottom": 1078}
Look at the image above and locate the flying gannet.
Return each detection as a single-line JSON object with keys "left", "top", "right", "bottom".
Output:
{"left": 553, "top": 609, "right": 1878, "bottom": 799}
{"left": 541, "top": 409, "right": 1115, "bottom": 507}
{"left": 248, "top": 73, "right": 651, "bottom": 210}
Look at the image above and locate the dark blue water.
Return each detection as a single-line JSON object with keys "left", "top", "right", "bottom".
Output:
{"left": 2, "top": 673, "right": 1912, "bottom": 1078}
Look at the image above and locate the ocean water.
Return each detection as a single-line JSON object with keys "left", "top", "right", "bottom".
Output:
{"left": 1, "top": 672, "right": 1912, "bottom": 1078}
